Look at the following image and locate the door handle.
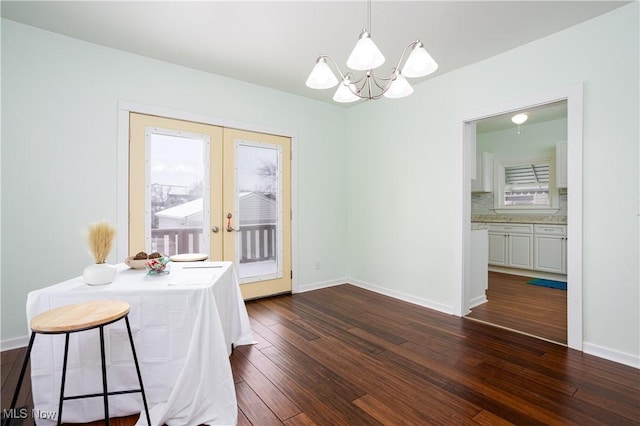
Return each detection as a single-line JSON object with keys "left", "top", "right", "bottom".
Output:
{"left": 211, "top": 226, "right": 219, "bottom": 233}
{"left": 226, "top": 213, "right": 235, "bottom": 232}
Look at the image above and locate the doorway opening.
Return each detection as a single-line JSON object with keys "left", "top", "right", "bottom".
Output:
{"left": 458, "top": 85, "right": 583, "bottom": 351}
{"left": 468, "top": 101, "right": 568, "bottom": 345}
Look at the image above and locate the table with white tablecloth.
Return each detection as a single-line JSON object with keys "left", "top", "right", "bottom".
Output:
{"left": 25, "top": 261, "right": 254, "bottom": 426}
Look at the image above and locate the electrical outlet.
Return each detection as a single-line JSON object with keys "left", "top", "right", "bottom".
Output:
{"left": 315, "top": 260, "right": 320, "bottom": 269}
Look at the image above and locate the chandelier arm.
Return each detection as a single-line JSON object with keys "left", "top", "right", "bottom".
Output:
{"left": 318, "top": 54, "right": 348, "bottom": 81}
{"left": 349, "top": 73, "right": 368, "bottom": 86}
{"left": 367, "top": 72, "right": 389, "bottom": 100}
{"left": 367, "top": 74, "right": 374, "bottom": 99}
{"left": 393, "top": 40, "right": 422, "bottom": 75}
{"left": 370, "top": 70, "right": 391, "bottom": 91}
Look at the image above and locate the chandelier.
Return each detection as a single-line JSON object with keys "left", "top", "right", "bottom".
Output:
{"left": 305, "top": 0, "right": 438, "bottom": 103}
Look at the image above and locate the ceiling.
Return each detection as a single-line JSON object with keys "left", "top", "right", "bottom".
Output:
{"left": 476, "top": 101, "right": 568, "bottom": 134}
{"left": 1, "top": 1, "right": 630, "bottom": 105}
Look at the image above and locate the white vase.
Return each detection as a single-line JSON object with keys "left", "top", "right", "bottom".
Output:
{"left": 83, "top": 263, "right": 117, "bottom": 285}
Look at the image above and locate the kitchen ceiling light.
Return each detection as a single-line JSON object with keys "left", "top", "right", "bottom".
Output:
{"left": 511, "top": 113, "right": 528, "bottom": 125}
{"left": 512, "top": 113, "right": 528, "bottom": 135}
{"left": 305, "top": 0, "right": 438, "bottom": 102}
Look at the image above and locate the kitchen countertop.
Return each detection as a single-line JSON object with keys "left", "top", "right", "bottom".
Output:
{"left": 472, "top": 214, "right": 567, "bottom": 225}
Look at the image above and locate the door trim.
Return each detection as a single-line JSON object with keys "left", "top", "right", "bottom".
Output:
{"left": 117, "top": 101, "right": 299, "bottom": 293}
{"left": 456, "top": 84, "right": 583, "bottom": 351}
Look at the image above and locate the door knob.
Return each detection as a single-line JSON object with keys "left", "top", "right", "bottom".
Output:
{"left": 211, "top": 226, "right": 219, "bottom": 233}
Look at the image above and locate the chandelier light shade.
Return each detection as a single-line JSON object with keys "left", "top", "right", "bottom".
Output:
{"left": 383, "top": 72, "right": 414, "bottom": 99}
{"left": 305, "top": 0, "right": 438, "bottom": 102}
{"left": 401, "top": 43, "right": 439, "bottom": 78}
{"left": 346, "top": 30, "right": 386, "bottom": 71}
{"left": 305, "top": 57, "right": 339, "bottom": 89}
{"left": 333, "top": 76, "right": 361, "bottom": 103}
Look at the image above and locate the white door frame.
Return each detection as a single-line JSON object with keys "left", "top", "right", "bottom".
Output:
{"left": 116, "top": 101, "right": 299, "bottom": 293}
{"left": 456, "top": 84, "right": 583, "bottom": 351}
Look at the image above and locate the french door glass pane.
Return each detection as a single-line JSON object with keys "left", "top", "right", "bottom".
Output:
{"left": 147, "top": 131, "right": 209, "bottom": 256}
{"left": 236, "top": 142, "right": 281, "bottom": 281}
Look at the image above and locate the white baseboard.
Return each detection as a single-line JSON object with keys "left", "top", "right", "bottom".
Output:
{"left": 583, "top": 342, "right": 640, "bottom": 369}
{"left": 488, "top": 266, "right": 567, "bottom": 282}
{"left": 1, "top": 335, "right": 29, "bottom": 351}
{"left": 294, "top": 277, "right": 454, "bottom": 316}
{"left": 469, "top": 295, "right": 488, "bottom": 309}
{"left": 347, "top": 277, "right": 454, "bottom": 315}
{"left": 294, "top": 277, "right": 347, "bottom": 293}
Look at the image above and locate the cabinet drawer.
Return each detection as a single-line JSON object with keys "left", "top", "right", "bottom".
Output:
{"left": 534, "top": 224, "right": 567, "bottom": 236}
{"left": 487, "top": 223, "right": 533, "bottom": 234}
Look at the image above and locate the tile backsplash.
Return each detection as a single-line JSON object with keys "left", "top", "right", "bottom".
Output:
{"left": 471, "top": 189, "right": 568, "bottom": 217}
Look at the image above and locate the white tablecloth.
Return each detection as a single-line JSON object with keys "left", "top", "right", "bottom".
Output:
{"left": 26, "top": 261, "right": 254, "bottom": 426}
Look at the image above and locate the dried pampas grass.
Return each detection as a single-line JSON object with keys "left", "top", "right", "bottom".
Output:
{"left": 87, "top": 222, "right": 116, "bottom": 264}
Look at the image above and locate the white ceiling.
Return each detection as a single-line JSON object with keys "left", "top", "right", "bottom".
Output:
{"left": 476, "top": 100, "right": 568, "bottom": 134}
{"left": 1, "top": 1, "right": 630, "bottom": 106}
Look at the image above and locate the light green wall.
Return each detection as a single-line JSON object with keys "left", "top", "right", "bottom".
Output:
{"left": 474, "top": 118, "right": 568, "bottom": 218}
{"left": 2, "top": 3, "right": 638, "bottom": 366}
{"left": 346, "top": 3, "right": 638, "bottom": 361}
{"left": 1, "top": 19, "right": 348, "bottom": 341}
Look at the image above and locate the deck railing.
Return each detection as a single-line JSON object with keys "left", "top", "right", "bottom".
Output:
{"left": 238, "top": 224, "right": 276, "bottom": 263}
{"left": 151, "top": 228, "right": 202, "bottom": 256}
{"left": 151, "top": 224, "right": 276, "bottom": 263}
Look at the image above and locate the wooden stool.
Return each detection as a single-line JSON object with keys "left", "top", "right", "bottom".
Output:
{"left": 5, "top": 300, "right": 151, "bottom": 426}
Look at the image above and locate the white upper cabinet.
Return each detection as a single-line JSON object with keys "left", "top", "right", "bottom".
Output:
{"left": 556, "top": 142, "right": 568, "bottom": 189}
{"left": 471, "top": 152, "right": 494, "bottom": 192}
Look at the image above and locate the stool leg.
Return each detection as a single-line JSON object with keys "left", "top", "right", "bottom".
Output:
{"left": 3, "top": 332, "right": 36, "bottom": 426}
{"left": 99, "top": 325, "right": 110, "bottom": 426}
{"left": 57, "top": 333, "right": 71, "bottom": 426}
{"left": 125, "top": 316, "right": 151, "bottom": 426}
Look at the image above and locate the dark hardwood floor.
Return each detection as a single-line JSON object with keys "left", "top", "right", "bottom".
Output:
{"left": 466, "top": 271, "right": 568, "bottom": 345}
{"left": 3, "top": 284, "right": 638, "bottom": 425}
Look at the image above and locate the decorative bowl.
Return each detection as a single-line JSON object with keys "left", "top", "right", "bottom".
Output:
{"left": 125, "top": 256, "right": 148, "bottom": 270}
{"left": 146, "top": 256, "right": 170, "bottom": 276}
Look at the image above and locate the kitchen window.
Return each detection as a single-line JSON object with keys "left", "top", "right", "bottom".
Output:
{"left": 494, "top": 157, "right": 559, "bottom": 213}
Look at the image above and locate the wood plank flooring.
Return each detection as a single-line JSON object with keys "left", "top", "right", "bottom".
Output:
{"left": 466, "top": 271, "right": 567, "bottom": 345}
{"left": 2, "top": 284, "right": 638, "bottom": 425}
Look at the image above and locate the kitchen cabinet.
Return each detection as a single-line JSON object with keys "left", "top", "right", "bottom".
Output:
{"left": 488, "top": 223, "right": 534, "bottom": 269}
{"left": 534, "top": 224, "right": 567, "bottom": 274}
{"left": 556, "top": 142, "right": 567, "bottom": 188}
{"left": 472, "top": 152, "right": 494, "bottom": 192}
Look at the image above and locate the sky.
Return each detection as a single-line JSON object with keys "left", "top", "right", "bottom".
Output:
{"left": 150, "top": 133, "right": 279, "bottom": 194}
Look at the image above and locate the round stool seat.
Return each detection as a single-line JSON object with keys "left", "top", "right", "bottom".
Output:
{"left": 30, "top": 300, "right": 130, "bottom": 334}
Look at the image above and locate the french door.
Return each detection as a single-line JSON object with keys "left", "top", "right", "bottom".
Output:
{"left": 129, "top": 113, "right": 291, "bottom": 299}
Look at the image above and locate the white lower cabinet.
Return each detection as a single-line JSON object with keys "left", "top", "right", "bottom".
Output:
{"left": 533, "top": 225, "right": 567, "bottom": 274}
{"left": 488, "top": 224, "right": 534, "bottom": 270}
{"left": 488, "top": 233, "right": 508, "bottom": 265}
{"left": 487, "top": 222, "right": 566, "bottom": 274}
